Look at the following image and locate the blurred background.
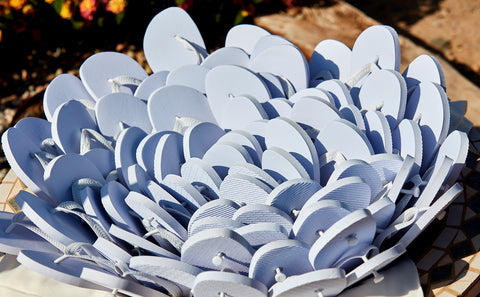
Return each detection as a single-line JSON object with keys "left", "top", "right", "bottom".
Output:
{"left": 0, "top": 0, "right": 479, "bottom": 174}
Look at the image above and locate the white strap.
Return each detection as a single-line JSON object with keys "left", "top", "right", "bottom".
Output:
{"left": 174, "top": 35, "right": 207, "bottom": 65}
{"left": 142, "top": 223, "right": 184, "bottom": 252}
{"left": 30, "top": 151, "right": 56, "bottom": 169}
{"left": 71, "top": 178, "right": 104, "bottom": 205}
{"left": 53, "top": 200, "right": 113, "bottom": 242}
{"left": 55, "top": 243, "right": 182, "bottom": 297}
{"left": 173, "top": 116, "right": 203, "bottom": 134}
{"left": 80, "top": 128, "right": 114, "bottom": 154}
{"left": 5, "top": 212, "right": 66, "bottom": 252}
{"left": 40, "top": 138, "right": 59, "bottom": 156}
{"left": 345, "top": 57, "right": 380, "bottom": 88}
{"left": 106, "top": 169, "right": 119, "bottom": 182}
{"left": 373, "top": 206, "right": 428, "bottom": 248}
{"left": 108, "top": 76, "right": 143, "bottom": 93}
{"left": 78, "top": 99, "right": 96, "bottom": 110}
{"left": 278, "top": 76, "right": 296, "bottom": 99}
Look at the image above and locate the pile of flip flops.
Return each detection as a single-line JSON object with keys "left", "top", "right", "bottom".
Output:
{"left": 0, "top": 6, "right": 472, "bottom": 297}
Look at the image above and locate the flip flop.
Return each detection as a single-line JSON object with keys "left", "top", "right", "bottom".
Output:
{"left": 153, "top": 132, "right": 184, "bottom": 182}
{"left": 135, "top": 131, "right": 178, "bottom": 179}
{"left": 266, "top": 117, "right": 320, "bottom": 182}
{"left": 328, "top": 159, "right": 383, "bottom": 202}
{"left": 316, "top": 79, "right": 354, "bottom": 108}
{"left": 262, "top": 98, "right": 293, "bottom": 118}
{"left": 292, "top": 200, "right": 350, "bottom": 246}
{"left": 80, "top": 51, "right": 148, "bottom": 100}
{"left": 133, "top": 71, "right": 169, "bottom": 101}
{"left": 52, "top": 99, "right": 98, "bottom": 154}
{"left": 43, "top": 73, "right": 95, "bottom": 122}
{"left": 228, "top": 163, "right": 279, "bottom": 189}
{"left": 304, "top": 177, "right": 370, "bottom": 212}
{"left": 143, "top": 7, "right": 206, "bottom": 72}
{"left": 165, "top": 64, "right": 210, "bottom": 94}
{"left": 15, "top": 190, "right": 95, "bottom": 246}
{"left": 192, "top": 270, "right": 267, "bottom": 297}
{"left": 183, "top": 122, "right": 225, "bottom": 160}
{"left": 249, "top": 44, "right": 309, "bottom": 93}
{"left": 203, "top": 142, "right": 254, "bottom": 179}
{"left": 108, "top": 224, "right": 180, "bottom": 259}
{"left": 181, "top": 228, "right": 254, "bottom": 273}
{"left": 205, "top": 65, "right": 271, "bottom": 126}
{"left": 235, "top": 222, "right": 288, "bottom": 250}
{"left": 363, "top": 110, "right": 393, "bottom": 154}
{"left": 356, "top": 69, "right": 407, "bottom": 129}
{"left": 100, "top": 181, "right": 145, "bottom": 235}
{"left": 404, "top": 81, "right": 450, "bottom": 171}
{"left": 189, "top": 217, "right": 244, "bottom": 237}
{"left": 269, "top": 268, "right": 347, "bottom": 297}
{"left": 2, "top": 126, "right": 52, "bottom": 201}
{"left": 225, "top": 24, "right": 270, "bottom": 55}
{"left": 188, "top": 199, "right": 240, "bottom": 233}
{"left": 162, "top": 174, "right": 208, "bottom": 212}
{"left": 309, "top": 209, "right": 376, "bottom": 270}
{"left": 218, "top": 130, "right": 263, "bottom": 167}
{"left": 181, "top": 157, "right": 222, "bottom": 200}
{"left": 316, "top": 119, "right": 374, "bottom": 160}
{"left": 201, "top": 47, "right": 250, "bottom": 69}
{"left": 219, "top": 174, "right": 272, "bottom": 205}
{"left": 262, "top": 147, "right": 311, "bottom": 183}
{"left": 250, "top": 35, "right": 295, "bottom": 62}
{"left": 43, "top": 153, "right": 105, "bottom": 204}
{"left": 350, "top": 25, "right": 400, "bottom": 75}
{"left": 232, "top": 204, "right": 293, "bottom": 234}
{"left": 148, "top": 85, "right": 217, "bottom": 132}
{"left": 402, "top": 54, "right": 445, "bottom": 91}
{"left": 265, "top": 178, "right": 322, "bottom": 216}
{"left": 0, "top": 211, "right": 59, "bottom": 255}
{"left": 309, "top": 39, "right": 351, "bottom": 82}
{"left": 392, "top": 118, "right": 423, "bottom": 168}
{"left": 95, "top": 93, "right": 152, "bottom": 138}
{"left": 17, "top": 249, "right": 109, "bottom": 290}
{"left": 114, "top": 126, "right": 147, "bottom": 185}
{"left": 221, "top": 95, "right": 269, "bottom": 130}
{"left": 249, "top": 239, "right": 312, "bottom": 288}
{"left": 129, "top": 255, "right": 203, "bottom": 295}
{"left": 125, "top": 191, "right": 187, "bottom": 241}
{"left": 289, "top": 96, "right": 342, "bottom": 132}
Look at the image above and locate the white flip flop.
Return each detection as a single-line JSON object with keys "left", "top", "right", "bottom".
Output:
{"left": 192, "top": 270, "right": 267, "bottom": 297}
{"left": 79, "top": 51, "right": 147, "bottom": 100}
{"left": 143, "top": 7, "right": 206, "bottom": 72}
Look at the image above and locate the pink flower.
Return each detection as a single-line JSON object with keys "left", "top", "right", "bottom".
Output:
{"left": 79, "top": 0, "right": 98, "bottom": 21}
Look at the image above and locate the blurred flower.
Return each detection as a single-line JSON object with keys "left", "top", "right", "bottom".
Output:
{"left": 105, "top": 0, "right": 125, "bottom": 14}
{"left": 176, "top": 0, "right": 193, "bottom": 11}
{"left": 44, "top": 0, "right": 54, "bottom": 4}
{"left": 283, "top": 0, "right": 295, "bottom": 7}
{"left": 0, "top": 29, "right": 3, "bottom": 42}
{"left": 0, "top": 2, "right": 11, "bottom": 17}
{"left": 9, "top": 0, "right": 26, "bottom": 10}
{"left": 241, "top": 9, "right": 249, "bottom": 17}
{"left": 79, "top": 0, "right": 98, "bottom": 21}
{"left": 60, "top": 0, "right": 73, "bottom": 19}
{"left": 22, "top": 3, "right": 33, "bottom": 15}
